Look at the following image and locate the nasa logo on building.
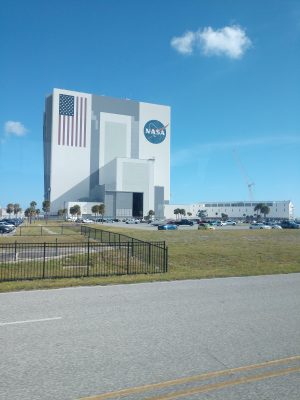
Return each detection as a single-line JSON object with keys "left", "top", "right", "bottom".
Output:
{"left": 144, "top": 120, "right": 168, "bottom": 144}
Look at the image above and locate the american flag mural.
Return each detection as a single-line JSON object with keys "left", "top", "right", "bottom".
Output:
{"left": 58, "top": 94, "right": 87, "bottom": 147}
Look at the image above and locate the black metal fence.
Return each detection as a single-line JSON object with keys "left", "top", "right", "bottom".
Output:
{"left": 81, "top": 225, "right": 165, "bottom": 247}
{"left": 0, "top": 240, "right": 168, "bottom": 282}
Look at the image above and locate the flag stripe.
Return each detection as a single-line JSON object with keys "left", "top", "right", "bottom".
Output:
{"left": 75, "top": 97, "right": 78, "bottom": 147}
{"left": 84, "top": 97, "right": 87, "bottom": 147}
{"left": 80, "top": 97, "right": 82, "bottom": 147}
{"left": 62, "top": 115, "right": 65, "bottom": 146}
{"left": 58, "top": 116, "right": 61, "bottom": 145}
{"left": 71, "top": 114, "right": 74, "bottom": 146}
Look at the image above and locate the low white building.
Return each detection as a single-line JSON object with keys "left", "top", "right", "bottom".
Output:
{"left": 164, "top": 201, "right": 294, "bottom": 220}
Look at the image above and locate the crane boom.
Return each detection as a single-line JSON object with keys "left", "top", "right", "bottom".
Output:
{"left": 232, "top": 149, "right": 255, "bottom": 201}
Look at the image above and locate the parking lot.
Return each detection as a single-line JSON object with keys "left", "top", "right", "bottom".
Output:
{"left": 96, "top": 221, "right": 253, "bottom": 231}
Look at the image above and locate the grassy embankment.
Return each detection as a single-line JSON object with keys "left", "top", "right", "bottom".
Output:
{"left": 0, "top": 222, "right": 299, "bottom": 292}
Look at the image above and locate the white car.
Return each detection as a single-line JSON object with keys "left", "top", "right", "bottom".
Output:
{"left": 125, "top": 219, "right": 140, "bottom": 224}
{"left": 270, "top": 224, "right": 283, "bottom": 229}
{"left": 249, "top": 223, "right": 271, "bottom": 230}
{"left": 226, "top": 220, "right": 236, "bottom": 226}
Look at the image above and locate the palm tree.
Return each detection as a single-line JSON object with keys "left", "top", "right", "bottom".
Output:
{"left": 260, "top": 204, "right": 270, "bottom": 219}
{"left": 91, "top": 205, "right": 99, "bottom": 217}
{"left": 35, "top": 209, "right": 40, "bottom": 220}
{"left": 254, "top": 203, "right": 263, "bottom": 221}
{"left": 99, "top": 204, "right": 105, "bottom": 223}
{"left": 13, "top": 203, "right": 21, "bottom": 217}
{"left": 58, "top": 209, "right": 64, "bottom": 217}
{"left": 221, "top": 213, "right": 228, "bottom": 221}
{"left": 73, "top": 205, "right": 81, "bottom": 217}
{"left": 148, "top": 209, "right": 155, "bottom": 218}
{"left": 174, "top": 208, "right": 180, "bottom": 220}
{"left": 24, "top": 208, "right": 31, "bottom": 218}
{"left": 180, "top": 209, "right": 186, "bottom": 219}
{"left": 29, "top": 201, "right": 37, "bottom": 222}
{"left": 6, "top": 203, "right": 14, "bottom": 218}
{"left": 30, "top": 201, "right": 37, "bottom": 209}
{"left": 42, "top": 200, "right": 51, "bottom": 223}
{"left": 197, "top": 210, "right": 207, "bottom": 221}
{"left": 24, "top": 206, "right": 35, "bottom": 224}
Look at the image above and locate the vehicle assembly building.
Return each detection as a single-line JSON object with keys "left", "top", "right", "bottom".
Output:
{"left": 44, "top": 88, "right": 170, "bottom": 218}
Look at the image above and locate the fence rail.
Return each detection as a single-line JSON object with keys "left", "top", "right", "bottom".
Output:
{"left": 0, "top": 240, "right": 168, "bottom": 282}
{"left": 80, "top": 225, "right": 166, "bottom": 249}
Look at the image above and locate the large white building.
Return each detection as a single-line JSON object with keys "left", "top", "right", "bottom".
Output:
{"left": 44, "top": 88, "right": 170, "bottom": 218}
{"left": 164, "top": 200, "right": 294, "bottom": 220}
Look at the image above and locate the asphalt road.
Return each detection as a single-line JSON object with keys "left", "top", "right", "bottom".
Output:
{"left": 1, "top": 274, "right": 300, "bottom": 400}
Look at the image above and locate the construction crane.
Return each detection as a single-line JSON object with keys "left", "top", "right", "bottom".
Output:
{"left": 232, "top": 149, "right": 255, "bottom": 201}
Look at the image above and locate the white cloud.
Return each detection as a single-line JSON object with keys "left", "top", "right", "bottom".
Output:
{"left": 4, "top": 121, "right": 28, "bottom": 136}
{"left": 199, "top": 26, "right": 252, "bottom": 59}
{"left": 171, "top": 25, "right": 251, "bottom": 59}
{"left": 170, "top": 31, "right": 196, "bottom": 55}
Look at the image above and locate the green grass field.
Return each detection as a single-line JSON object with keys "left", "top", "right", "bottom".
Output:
{"left": 0, "top": 223, "right": 299, "bottom": 292}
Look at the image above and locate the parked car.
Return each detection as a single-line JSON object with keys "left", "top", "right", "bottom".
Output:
{"left": 1, "top": 219, "right": 20, "bottom": 226}
{"left": 190, "top": 218, "right": 201, "bottom": 224}
{"left": 225, "top": 220, "right": 236, "bottom": 226}
{"left": 249, "top": 223, "right": 271, "bottom": 230}
{"left": 151, "top": 220, "right": 166, "bottom": 226}
{"left": 198, "top": 223, "right": 215, "bottom": 230}
{"left": 271, "top": 224, "right": 283, "bottom": 229}
{"left": 158, "top": 223, "right": 178, "bottom": 230}
{"left": 0, "top": 225, "right": 14, "bottom": 234}
{"left": 65, "top": 217, "right": 76, "bottom": 222}
{"left": 210, "top": 221, "right": 225, "bottom": 226}
{"left": 102, "top": 218, "right": 114, "bottom": 223}
{"left": 0, "top": 222, "right": 15, "bottom": 230}
{"left": 125, "top": 218, "right": 140, "bottom": 224}
{"left": 280, "top": 221, "right": 300, "bottom": 229}
{"left": 175, "top": 219, "right": 194, "bottom": 226}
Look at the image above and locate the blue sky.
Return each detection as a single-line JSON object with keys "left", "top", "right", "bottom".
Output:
{"left": 1, "top": 0, "right": 300, "bottom": 216}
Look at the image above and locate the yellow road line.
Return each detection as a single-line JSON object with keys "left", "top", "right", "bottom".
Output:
{"left": 144, "top": 366, "right": 300, "bottom": 400}
{"left": 80, "top": 355, "right": 300, "bottom": 400}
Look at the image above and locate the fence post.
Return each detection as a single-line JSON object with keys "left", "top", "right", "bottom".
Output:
{"left": 14, "top": 241, "right": 17, "bottom": 261}
{"left": 61, "top": 225, "right": 63, "bottom": 235}
{"left": 127, "top": 241, "right": 130, "bottom": 274}
{"left": 55, "top": 238, "right": 58, "bottom": 256}
{"left": 42, "top": 242, "right": 46, "bottom": 279}
{"left": 165, "top": 246, "right": 168, "bottom": 272}
{"left": 101, "top": 230, "right": 103, "bottom": 242}
{"left": 148, "top": 243, "right": 151, "bottom": 266}
{"left": 41, "top": 226, "right": 43, "bottom": 236}
{"left": 87, "top": 239, "right": 90, "bottom": 276}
